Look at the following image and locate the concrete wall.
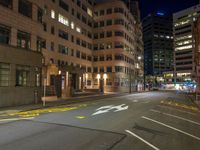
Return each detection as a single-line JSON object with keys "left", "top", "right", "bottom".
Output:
{"left": 0, "top": 87, "right": 42, "bottom": 107}
{"left": 0, "top": 45, "right": 43, "bottom": 107}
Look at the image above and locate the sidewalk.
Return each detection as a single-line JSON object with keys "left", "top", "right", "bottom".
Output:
{"left": 0, "top": 92, "right": 128, "bottom": 115}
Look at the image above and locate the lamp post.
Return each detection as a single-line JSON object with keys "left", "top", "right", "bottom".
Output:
{"left": 43, "top": 77, "right": 47, "bottom": 107}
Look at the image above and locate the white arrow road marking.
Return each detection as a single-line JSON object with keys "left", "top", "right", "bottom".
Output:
{"left": 114, "top": 104, "right": 129, "bottom": 112}
{"left": 96, "top": 105, "right": 114, "bottom": 111}
{"left": 92, "top": 104, "right": 129, "bottom": 116}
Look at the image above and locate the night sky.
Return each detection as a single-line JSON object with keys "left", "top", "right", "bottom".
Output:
{"left": 140, "top": 0, "right": 200, "bottom": 18}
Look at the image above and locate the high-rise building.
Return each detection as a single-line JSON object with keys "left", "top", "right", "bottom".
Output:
{"left": 0, "top": 0, "right": 144, "bottom": 107}
{"left": 173, "top": 4, "right": 200, "bottom": 83}
{"left": 123, "top": 0, "right": 140, "bottom": 22}
{"left": 143, "top": 12, "right": 173, "bottom": 77}
{"left": 94, "top": 0, "right": 144, "bottom": 92}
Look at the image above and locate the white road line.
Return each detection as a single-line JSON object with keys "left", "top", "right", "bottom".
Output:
{"left": 132, "top": 100, "right": 138, "bottom": 102}
{"left": 157, "top": 105, "right": 196, "bottom": 115}
{"left": 125, "top": 130, "right": 160, "bottom": 150}
{"left": 0, "top": 117, "right": 34, "bottom": 122}
{"left": 150, "top": 109, "right": 200, "bottom": 126}
{"left": 142, "top": 116, "right": 200, "bottom": 141}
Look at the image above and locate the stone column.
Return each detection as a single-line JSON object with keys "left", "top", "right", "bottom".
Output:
{"left": 10, "top": 28, "right": 17, "bottom": 47}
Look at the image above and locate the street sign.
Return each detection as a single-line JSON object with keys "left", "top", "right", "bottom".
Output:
{"left": 92, "top": 104, "right": 129, "bottom": 116}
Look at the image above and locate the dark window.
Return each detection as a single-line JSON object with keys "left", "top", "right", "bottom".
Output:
{"left": 94, "top": 22, "right": 98, "bottom": 28}
{"left": 106, "top": 31, "right": 112, "bottom": 37}
{"left": 107, "top": 66, "right": 112, "bottom": 72}
{"left": 51, "top": 26, "right": 55, "bottom": 34}
{"left": 93, "top": 56, "right": 98, "bottom": 62}
{"left": 71, "top": 49, "right": 74, "bottom": 56}
{"left": 82, "top": 40, "right": 87, "bottom": 48}
{"left": 115, "top": 54, "right": 124, "bottom": 60}
{"left": 59, "top": 0, "right": 69, "bottom": 12}
{"left": 37, "top": 7, "right": 43, "bottom": 23}
{"left": 100, "top": 32, "right": 104, "bottom": 38}
{"left": 58, "top": 30, "right": 68, "bottom": 40}
{"left": 115, "top": 42, "right": 123, "bottom": 48}
{"left": 17, "top": 30, "right": 31, "bottom": 49}
{"left": 58, "top": 44, "right": 68, "bottom": 55}
{"left": 76, "top": 38, "right": 81, "bottom": 45}
{"left": 106, "top": 20, "right": 112, "bottom": 26}
{"left": 77, "top": 12, "right": 81, "bottom": 19}
{"left": 77, "top": 0, "right": 81, "bottom": 7}
{"left": 100, "top": 10, "right": 104, "bottom": 16}
{"left": 88, "top": 20, "right": 92, "bottom": 27}
{"left": 114, "top": 7, "right": 124, "bottom": 14}
{"left": 51, "top": 42, "right": 54, "bottom": 51}
{"left": 99, "top": 43, "right": 105, "bottom": 50}
{"left": 87, "top": 55, "right": 92, "bottom": 61}
{"left": 16, "top": 65, "right": 30, "bottom": 86}
{"left": 100, "top": 21, "right": 104, "bottom": 27}
{"left": 99, "top": 55, "right": 104, "bottom": 61}
{"left": 115, "top": 66, "right": 123, "bottom": 72}
{"left": 81, "top": 53, "right": 86, "bottom": 59}
{"left": 114, "top": 19, "right": 124, "bottom": 25}
{"left": 43, "top": 23, "right": 47, "bottom": 32}
{"left": 93, "top": 67, "right": 98, "bottom": 73}
{"left": 36, "top": 36, "right": 45, "bottom": 52}
{"left": 71, "top": 35, "right": 74, "bottom": 42}
{"left": 76, "top": 50, "right": 80, "bottom": 58}
{"left": 72, "top": 8, "right": 75, "bottom": 15}
{"left": 94, "top": 33, "right": 98, "bottom": 39}
{"left": 82, "top": 4, "right": 87, "bottom": 12}
{"left": 82, "top": 15, "right": 87, "bottom": 24}
{"left": 18, "top": 0, "right": 32, "bottom": 18}
{"left": 0, "top": 24, "right": 10, "bottom": 44}
{"left": 0, "top": 0, "right": 12, "bottom": 8}
{"left": 100, "top": 67, "right": 104, "bottom": 72}
{"left": 107, "top": 8, "right": 112, "bottom": 14}
{"left": 87, "top": 67, "right": 91, "bottom": 73}
{"left": 93, "top": 44, "right": 98, "bottom": 50}
{"left": 106, "top": 55, "right": 112, "bottom": 61}
{"left": 115, "top": 31, "right": 124, "bottom": 37}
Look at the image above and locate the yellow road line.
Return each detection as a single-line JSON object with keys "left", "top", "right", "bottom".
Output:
{"left": 76, "top": 116, "right": 86, "bottom": 119}
{"left": 160, "top": 100, "right": 199, "bottom": 112}
{"left": 0, "top": 104, "right": 88, "bottom": 118}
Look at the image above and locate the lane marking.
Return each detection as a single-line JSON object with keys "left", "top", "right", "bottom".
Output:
{"left": 160, "top": 100, "right": 199, "bottom": 112}
{"left": 150, "top": 109, "right": 200, "bottom": 126}
{"left": 92, "top": 104, "right": 128, "bottom": 116}
{"left": 125, "top": 130, "right": 160, "bottom": 150}
{"left": 142, "top": 116, "right": 200, "bottom": 141}
{"left": 0, "top": 117, "right": 34, "bottom": 122}
{"left": 157, "top": 105, "right": 196, "bottom": 115}
{"left": 132, "top": 100, "right": 138, "bottom": 102}
{"left": 76, "top": 116, "right": 86, "bottom": 119}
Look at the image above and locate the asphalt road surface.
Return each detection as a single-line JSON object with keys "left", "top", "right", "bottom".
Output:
{"left": 0, "top": 91, "right": 200, "bottom": 150}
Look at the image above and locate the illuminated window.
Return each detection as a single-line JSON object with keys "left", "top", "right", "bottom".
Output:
{"left": 51, "top": 10, "right": 55, "bottom": 19}
{"left": 175, "top": 45, "right": 192, "bottom": 51}
{"left": 87, "top": 8, "right": 93, "bottom": 17}
{"left": 76, "top": 27, "right": 81, "bottom": 33}
{"left": 71, "top": 22, "right": 74, "bottom": 29}
{"left": 58, "top": 14, "right": 69, "bottom": 26}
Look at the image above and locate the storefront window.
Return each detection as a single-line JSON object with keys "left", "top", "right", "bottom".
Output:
{"left": 0, "top": 63, "right": 10, "bottom": 87}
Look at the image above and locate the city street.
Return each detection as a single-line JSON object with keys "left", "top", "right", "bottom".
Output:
{"left": 0, "top": 91, "right": 200, "bottom": 150}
